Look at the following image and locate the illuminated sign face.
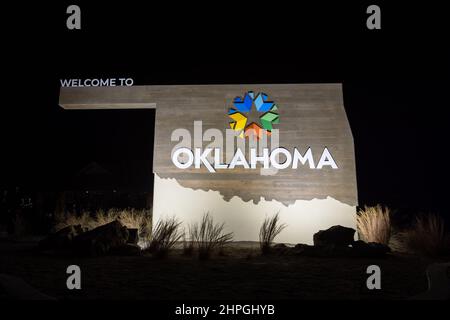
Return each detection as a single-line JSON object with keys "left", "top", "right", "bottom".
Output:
{"left": 170, "top": 91, "right": 338, "bottom": 173}
{"left": 60, "top": 84, "right": 358, "bottom": 244}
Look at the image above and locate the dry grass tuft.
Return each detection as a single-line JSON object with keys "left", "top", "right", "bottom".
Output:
{"left": 357, "top": 205, "right": 391, "bottom": 245}
{"left": 400, "top": 213, "right": 449, "bottom": 257}
{"left": 148, "top": 217, "right": 183, "bottom": 258}
{"left": 190, "top": 213, "right": 233, "bottom": 260}
{"left": 182, "top": 225, "right": 196, "bottom": 256}
{"left": 54, "top": 211, "right": 94, "bottom": 231}
{"left": 95, "top": 209, "right": 118, "bottom": 226}
{"left": 259, "top": 212, "right": 286, "bottom": 255}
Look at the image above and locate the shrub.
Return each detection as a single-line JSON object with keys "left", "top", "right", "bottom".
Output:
{"left": 191, "top": 213, "right": 233, "bottom": 260}
{"left": 356, "top": 205, "right": 391, "bottom": 245}
{"left": 388, "top": 232, "right": 409, "bottom": 253}
{"left": 95, "top": 209, "right": 119, "bottom": 226}
{"left": 401, "top": 213, "right": 449, "bottom": 257}
{"left": 54, "top": 211, "right": 94, "bottom": 231}
{"left": 148, "top": 217, "right": 182, "bottom": 258}
{"left": 54, "top": 208, "right": 152, "bottom": 246}
{"left": 259, "top": 212, "right": 286, "bottom": 255}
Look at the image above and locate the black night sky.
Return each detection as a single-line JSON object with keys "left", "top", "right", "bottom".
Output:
{"left": 3, "top": 2, "right": 449, "bottom": 217}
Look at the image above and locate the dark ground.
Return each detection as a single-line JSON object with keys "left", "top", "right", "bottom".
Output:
{"left": 0, "top": 240, "right": 441, "bottom": 300}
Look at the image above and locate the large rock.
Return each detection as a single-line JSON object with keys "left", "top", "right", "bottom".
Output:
{"left": 351, "top": 240, "right": 390, "bottom": 258}
{"left": 293, "top": 243, "right": 319, "bottom": 256}
{"left": 38, "top": 225, "right": 85, "bottom": 251}
{"left": 313, "top": 225, "right": 355, "bottom": 247}
{"left": 72, "top": 220, "right": 129, "bottom": 256}
{"left": 293, "top": 241, "right": 390, "bottom": 258}
{"left": 271, "top": 243, "right": 290, "bottom": 255}
{"left": 110, "top": 244, "right": 142, "bottom": 256}
{"left": 127, "top": 228, "right": 138, "bottom": 245}
{"left": 294, "top": 243, "right": 353, "bottom": 257}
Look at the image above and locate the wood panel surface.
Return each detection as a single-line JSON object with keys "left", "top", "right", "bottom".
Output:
{"left": 60, "top": 84, "right": 357, "bottom": 206}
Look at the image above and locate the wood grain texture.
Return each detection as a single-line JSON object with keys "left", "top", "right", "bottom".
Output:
{"left": 59, "top": 84, "right": 357, "bottom": 206}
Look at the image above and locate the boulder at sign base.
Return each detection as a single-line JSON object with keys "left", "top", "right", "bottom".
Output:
{"left": 72, "top": 220, "right": 129, "bottom": 256}
{"left": 38, "top": 224, "right": 84, "bottom": 251}
{"left": 313, "top": 225, "right": 355, "bottom": 247}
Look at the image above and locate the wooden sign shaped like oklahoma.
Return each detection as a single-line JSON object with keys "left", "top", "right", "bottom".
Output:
{"left": 59, "top": 84, "right": 357, "bottom": 244}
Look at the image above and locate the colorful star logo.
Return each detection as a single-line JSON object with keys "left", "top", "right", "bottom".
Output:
{"left": 228, "top": 91, "right": 279, "bottom": 139}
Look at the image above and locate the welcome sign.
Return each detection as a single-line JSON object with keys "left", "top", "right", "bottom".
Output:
{"left": 59, "top": 84, "right": 357, "bottom": 244}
